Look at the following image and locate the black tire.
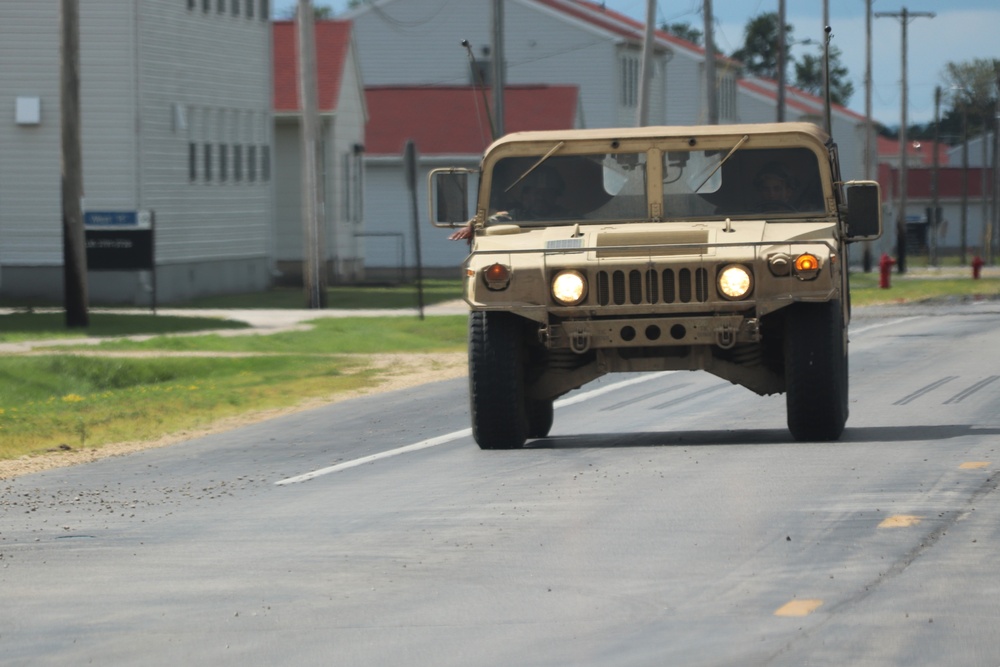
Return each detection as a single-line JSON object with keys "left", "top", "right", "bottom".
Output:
{"left": 526, "top": 399, "right": 554, "bottom": 439}
{"left": 784, "top": 302, "right": 848, "bottom": 442}
{"left": 469, "top": 311, "right": 528, "bottom": 449}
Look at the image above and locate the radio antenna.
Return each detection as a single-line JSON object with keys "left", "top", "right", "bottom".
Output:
{"left": 462, "top": 39, "right": 497, "bottom": 141}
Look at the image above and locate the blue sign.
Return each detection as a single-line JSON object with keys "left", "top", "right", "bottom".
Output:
{"left": 85, "top": 211, "right": 138, "bottom": 227}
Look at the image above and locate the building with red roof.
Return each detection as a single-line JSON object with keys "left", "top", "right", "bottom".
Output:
{"left": 272, "top": 20, "right": 368, "bottom": 282}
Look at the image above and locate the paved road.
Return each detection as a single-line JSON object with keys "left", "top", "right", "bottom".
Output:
{"left": 3, "top": 300, "right": 1000, "bottom": 666}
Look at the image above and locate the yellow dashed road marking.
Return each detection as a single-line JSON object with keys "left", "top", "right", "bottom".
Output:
{"left": 774, "top": 599, "right": 823, "bottom": 617}
{"left": 959, "top": 461, "right": 990, "bottom": 470}
{"left": 879, "top": 515, "right": 922, "bottom": 528}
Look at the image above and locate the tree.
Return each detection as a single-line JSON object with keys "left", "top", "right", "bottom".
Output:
{"left": 793, "top": 45, "right": 855, "bottom": 106}
{"left": 660, "top": 22, "right": 702, "bottom": 46}
{"left": 943, "top": 58, "right": 999, "bottom": 138}
{"left": 730, "top": 12, "right": 792, "bottom": 80}
{"left": 279, "top": 3, "right": 335, "bottom": 19}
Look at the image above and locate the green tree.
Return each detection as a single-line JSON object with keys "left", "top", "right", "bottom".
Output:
{"left": 793, "top": 45, "right": 855, "bottom": 107}
{"left": 660, "top": 22, "right": 702, "bottom": 46}
{"left": 943, "top": 58, "right": 999, "bottom": 139}
{"left": 730, "top": 12, "right": 792, "bottom": 80}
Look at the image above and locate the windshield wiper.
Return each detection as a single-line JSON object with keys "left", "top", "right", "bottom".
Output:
{"left": 505, "top": 141, "right": 566, "bottom": 193}
{"left": 693, "top": 134, "right": 749, "bottom": 193}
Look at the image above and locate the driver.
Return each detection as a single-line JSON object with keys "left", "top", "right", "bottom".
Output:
{"left": 449, "top": 165, "right": 568, "bottom": 241}
{"left": 752, "top": 162, "right": 797, "bottom": 212}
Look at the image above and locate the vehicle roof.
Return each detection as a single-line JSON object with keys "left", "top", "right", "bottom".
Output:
{"left": 488, "top": 122, "right": 832, "bottom": 151}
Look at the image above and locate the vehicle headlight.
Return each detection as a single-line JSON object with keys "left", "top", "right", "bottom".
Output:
{"left": 551, "top": 270, "right": 587, "bottom": 306}
{"left": 717, "top": 264, "right": 753, "bottom": 300}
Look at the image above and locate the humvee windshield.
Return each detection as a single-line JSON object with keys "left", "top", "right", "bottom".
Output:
{"left": 487, "top": 146, "right": 825, "bottom": 225}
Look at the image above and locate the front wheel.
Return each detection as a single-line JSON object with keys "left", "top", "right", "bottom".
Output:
{"left": 784, "top": 302, "right": 848, "bottom": 442}
{"left": 526, "top": 398, "right": 554, "bottom": 439}
{"left": 468, "top": 311, "right": 528, "bottom": 449}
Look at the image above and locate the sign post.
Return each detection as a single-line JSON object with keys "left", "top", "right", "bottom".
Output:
{"left": 84, "top": 210, "right": 156, "bottom": 312}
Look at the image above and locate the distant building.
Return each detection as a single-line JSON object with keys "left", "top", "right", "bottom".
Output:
{"left": 272, "top": 20, "right": 368, "bottom": 284}
{"left": 0, "top": 1, "right": 274, "bottom": 304}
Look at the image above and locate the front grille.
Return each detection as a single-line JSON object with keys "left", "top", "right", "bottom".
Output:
{"left": 596, "top": 267, "right": 709, "bottom": 306}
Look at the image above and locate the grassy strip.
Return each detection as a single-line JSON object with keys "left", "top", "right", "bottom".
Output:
{"left": 173, "top": 279, "right": 463, "bottom": 309}
{"left": 0, "top": 313, "right": 249, "bottom": 344}
{"left": 0, "top": 316, "right": 468, "bottom": 461}
{"left": 849, "top": 273, "right": 1000, "bottom": 306}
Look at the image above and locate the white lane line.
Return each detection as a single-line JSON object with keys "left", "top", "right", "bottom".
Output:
{"left": 850, "top": 316, "right": 920, "bottom": 336}
{"left": 275, "top": 372, "right": 668, "bottom": 486}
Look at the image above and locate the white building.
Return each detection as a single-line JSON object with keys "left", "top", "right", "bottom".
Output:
{"left": 272, "top": 19, "right": 368, "bottom": 284}
{"left": 0, "top": 0, "right": 273, "bottom": 304}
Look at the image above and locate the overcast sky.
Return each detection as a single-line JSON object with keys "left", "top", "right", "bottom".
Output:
{"left": 272, "top": 0, "right": 1000, "bottom": 128}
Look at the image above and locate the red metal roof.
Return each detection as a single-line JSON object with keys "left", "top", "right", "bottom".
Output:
{"left": 365, "top": 85, "right": 579, "bottom": 156}
{"left": 273, "top": 20, "right": 352, "bottom": 113}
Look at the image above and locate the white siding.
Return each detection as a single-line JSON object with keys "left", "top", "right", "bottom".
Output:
{"left": 0, "top": 0, "right": 273, "bottom": 302}
{"left": 0, "top": 1, "right": 61, "bottom": 265}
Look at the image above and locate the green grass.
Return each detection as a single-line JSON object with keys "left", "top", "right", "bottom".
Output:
{"left": 0, "top": 316, "right": 468, "bottom": 462}
{"left": 173, "top": 279, "right": 463, "bottom": 309}
{"left": 0, "top": 312, "right": 249, "bottom": 344}
{"left": 849, "top": 273, "right": 1000, "bottom": 306}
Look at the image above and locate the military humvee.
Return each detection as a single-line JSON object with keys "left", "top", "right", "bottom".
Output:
{"left": 430, "top": 123, "right": 882, "bottom": 449}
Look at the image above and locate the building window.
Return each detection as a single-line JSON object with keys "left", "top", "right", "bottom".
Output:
{"left": 189, "top": 142, "right": 197, "bottom": 181}
{"left": 260, "top": 0, "right": 269, "bottom": 20}
{"left": 202, "top": 0, "right": 210, "bottom": 13}
{"left": 217, "top": 0, "right": 225, "bottom": 13}
{"left": 233, "top": 144, "right": 243, "bottom": 182}
{"left": 231, "top": 0, "right": 240, "bottom": 16}
{"left": 219, "top": 143, "right": 229, "bottom": 182}
{"left": 620, "top": 53, "right": 639, "bottom": 108}
{"left": 261, "top": 145, "right": 271, "bottom": 181}
{"left": 248, "top": 145, "right": 257, "bottom": 182}
{"left": 203, "top": 143, "right": 213, "bottom": 182}
{"left": 246, "top": 0, "right": 254, "bottom": 19}
{"left": 188, "top": 0, "right": 196, "bottom": 10}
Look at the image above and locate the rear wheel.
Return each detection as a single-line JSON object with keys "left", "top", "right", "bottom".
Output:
{"left": 784, "top": 302, "right": 848, "bottom": 441}
{"left": 469, "top": 311, "right": 528, "bottom": 449}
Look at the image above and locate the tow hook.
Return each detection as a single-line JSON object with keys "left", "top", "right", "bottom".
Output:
{"left": 716, "top": 325, "right": 736, "bottom": 349}
{"left": 569, "top": 330, "right": 591, "bottom": 354}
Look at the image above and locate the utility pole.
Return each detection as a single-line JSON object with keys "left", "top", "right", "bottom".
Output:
{"left": 960, "top": 100, "right": 969, "bottom": 265}
{"left": 994, "top": 63, "right": 1000, "bottom": 263}
{"left": 875, "top": 7, "right": 935, "bottom": 274}
{"left": 862, "top": 0, "right": 874, "bottom": 272}
{"left": 636, "top": 0, "right": 656, "bottom": 126}
{"left": 930, "top": 86, "right": 941, "bottom": 267}
{"left": 703, "top": 0, "right": 718, "bottom": 124}
{"left": 297, "top": 0, "right": 326, "bottom": 308}
{"left": 491, "top": 0, "right": 505, "bottom": 137}
{"left": 61, "top": 0, "right": 89, "bottom": 328}
{"left": 776, "top": 0, "right": 785, "bottom": 122}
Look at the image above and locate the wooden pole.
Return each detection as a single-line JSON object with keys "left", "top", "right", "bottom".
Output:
{"left": 297, "top": 0, "right": 326, "bottom": 307}
{"left": 61, "top": 0, "right": 89, "bottom": 327}
{"left": 636, "top": 0, "right": 656, "bottom": 126}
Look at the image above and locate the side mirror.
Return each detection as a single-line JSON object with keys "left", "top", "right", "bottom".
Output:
{"left": 428, "top": 168, "right": 475, "bottom": 228}
{"left": 844, "top": 181, "right": 882, "bottom": 241}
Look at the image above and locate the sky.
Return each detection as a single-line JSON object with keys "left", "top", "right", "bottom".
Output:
{"left": 272, "top": 0, "right": 1000, "bottom": 129}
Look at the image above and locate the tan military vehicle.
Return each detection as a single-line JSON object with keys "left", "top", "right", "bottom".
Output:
{"left": 430, "top": 123, "right": 882, "bottom": 449}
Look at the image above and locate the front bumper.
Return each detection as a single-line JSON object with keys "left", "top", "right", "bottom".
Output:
{"left": 542, "top": 313, "right": 760, "bottom": 353}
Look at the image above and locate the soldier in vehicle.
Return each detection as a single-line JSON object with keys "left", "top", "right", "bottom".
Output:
{"left": 449, "top": 165, "right": 568, "bottom": 240}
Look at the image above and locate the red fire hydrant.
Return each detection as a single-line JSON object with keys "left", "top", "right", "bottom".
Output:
{"left": 972, "top": 255, "right": 984, "bottom": 280}
{"left": 879, "top": 253, "right": 896, "bottom": 289}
